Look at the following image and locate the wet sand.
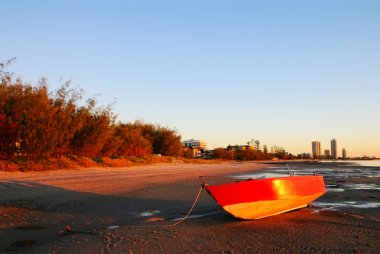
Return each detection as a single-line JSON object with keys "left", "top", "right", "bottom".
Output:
{"left": 1, "top": 161, "right": 379, "bottom": 253}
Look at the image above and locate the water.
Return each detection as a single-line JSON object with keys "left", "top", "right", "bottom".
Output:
{"left": 312, "top": 201, "right": 380, "bottom": 210}
{"left": 321, "top": 160, "right": 380, "bottom": 167}
{"left": 325, "top": 183, "right": 380, "bottom": 192}
{"left": 171, "top": 212, "right": 220, "bottom": 221}
{"left": 139, "top": 210, "right": 161, "bottom": 217}
{"left": 235, "top": 161, "right": 379, "bottom": 180}
{"left": 235, "top": 172, "right": 287, "bottom": 179}
{"left": 234, "top": 166, "right": 291, "bottom": 179}
{"left": 325, "top": 184, "right": 345, "bottom": 192}
{"left": 287, "top": 161, "right": 379, "bottom": 179}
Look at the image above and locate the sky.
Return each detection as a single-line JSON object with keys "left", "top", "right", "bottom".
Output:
{"left": 1, "top": 0, "right": 380, "bottom": 157}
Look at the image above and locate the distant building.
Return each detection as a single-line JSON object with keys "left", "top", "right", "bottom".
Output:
{"left": 182, "top": 139, "right": 207, "bottom": 149}
{"left": 342, "top": 148, "right": 347, "bottom": 159}
{"left": 298, "top": 153, "right": 312, "bottom": 159}
{"left": 331, "top": 139, "right": 337, "bottom": 159}
{"left": 324, "top": 149, "right": 330, "bottom": 158}
{"left": 182, "top": 139, "right": 207, "bottom": 158}
{"left": 312, "top": 141, "right": 321, "bottom": 158}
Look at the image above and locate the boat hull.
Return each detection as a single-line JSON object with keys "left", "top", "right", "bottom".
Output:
{"left": 205, "top": 175, "right": 326, "bottom": 219}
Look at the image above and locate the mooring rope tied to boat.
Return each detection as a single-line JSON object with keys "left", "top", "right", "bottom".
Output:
{"left": 285, "top": 161, "right": 292, "bottom": 176}
{"left": 164, "top": 185, "right": 204, "bottom": 227}
{"left": 129, "top": 185, "right": 204, "bottom": 228}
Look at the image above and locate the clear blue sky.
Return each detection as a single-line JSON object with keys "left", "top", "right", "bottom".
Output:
{"left": 2, "top": 0, "right": 380, "bottom": 157}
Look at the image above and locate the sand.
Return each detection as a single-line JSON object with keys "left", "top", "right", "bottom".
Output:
{"left": 0, "top": 161, "right": 379, "bottom": 253}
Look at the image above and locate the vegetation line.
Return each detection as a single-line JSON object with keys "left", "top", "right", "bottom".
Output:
{"left": 1, "top": 59, "right": 289, "bottom": 171}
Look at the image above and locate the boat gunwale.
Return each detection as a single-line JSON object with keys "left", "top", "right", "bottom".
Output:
{"left": 200, "top": 175, "right": 324, "bottom": 188}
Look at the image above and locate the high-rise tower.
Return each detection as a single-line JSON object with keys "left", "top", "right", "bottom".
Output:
{"left": 312, "top": 141, "right": 321, "bottom": 158}
{"left": 331, "top": 139, "right": 337, "bottom": 159}
{"left": 342, "top": 148, "right": 347, "bottom": 159}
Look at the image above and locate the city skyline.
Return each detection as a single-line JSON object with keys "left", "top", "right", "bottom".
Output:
{"left": 1, "top": 1, "right": 379, "bottom": 157}
{"left": 310, "top": 139, "right": 354, "bottom": 159}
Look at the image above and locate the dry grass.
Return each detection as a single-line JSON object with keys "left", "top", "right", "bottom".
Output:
{"left": 0, "top": 160, "right": 18, "bottom": 172}
{"left": 74, "top": 157, "right": 98, "bottom": 168}
{"left": 0, "top": 157, "right": 80, "bottom": 172}
{"left": 181, "top": 158, "right": 221, "bottom": 164}
{"left": 101, "top": 157, "right": 132, "bottom": 167}
{"left": 125, "top": 155, "right": 172, "bottom": 165}
{"left": 0, "top": 156, "right": 221, "bottom": 172}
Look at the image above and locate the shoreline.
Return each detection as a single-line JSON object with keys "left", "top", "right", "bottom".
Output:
{"left": 1, "top": 161, "right": 379, "bottom": 253}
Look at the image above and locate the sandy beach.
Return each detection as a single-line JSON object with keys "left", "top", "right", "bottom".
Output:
{"left": 1, "top": 161, "right": 379, "bottom": 253}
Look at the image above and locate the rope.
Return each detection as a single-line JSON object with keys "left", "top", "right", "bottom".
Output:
{"left": 163, "top": 185, "right": 203, "bottom": 227}
{"left": 61, "top": 186, "right": 205, "bottom": 242}
{"left": 129, "top": 185, "right": 204, "bottom": 228}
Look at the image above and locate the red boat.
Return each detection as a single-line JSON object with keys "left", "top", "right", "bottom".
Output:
{"left": 201, "top": 175, "right": 326, "bottom": 219}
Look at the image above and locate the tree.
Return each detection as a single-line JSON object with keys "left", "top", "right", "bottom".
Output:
{"left": 152, "top": 126, "right": 182, "bottom": 156}
{"left": 263, "top": 145, "right": 268, "bottom": 154}
{"left": 0, "top": 58, "right": 20, "bottom": 158}
{"left": 254, "top": 140, "right": 260, "bottom": 151}
{"left": 70, "top": 99, "right": 115, "bottom": 157}
{"left": 12, "top": 79, "right": 57, "bottom": 158}
{"left": 112, "top": 122, "right": 152, "bottom": 157}
{"left": 271, "top": 145, "right": 284, "bottom": 154}
{"left": 50, "top": 81, "right": 84, "bottom": 156}
{"left": 0, "top": 58, "right": 16, "bottom": 79}
{"left": 0, "top": 113, "right": 19, "bottom": 159}
{"left": 213, "top": 148, "right": 235, "bottom": 160}
{"left": 248, "top": 139, "right": 261, "bottom": 150}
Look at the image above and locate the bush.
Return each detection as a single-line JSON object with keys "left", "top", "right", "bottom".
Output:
{"left": 0, "top": 76, "right": 183, "bottom": 165}
{"left": 0, "top": 160, "right": 18, "bottom": 171}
